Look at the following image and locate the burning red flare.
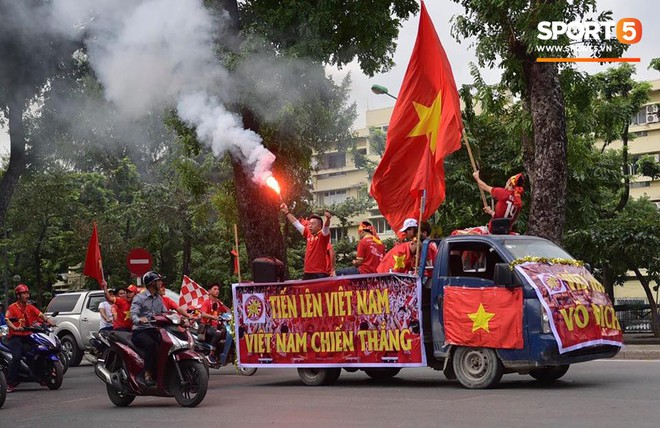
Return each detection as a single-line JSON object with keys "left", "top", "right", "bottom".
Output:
{"left": 266, "top": 176, "right": 281, "bottom": 195}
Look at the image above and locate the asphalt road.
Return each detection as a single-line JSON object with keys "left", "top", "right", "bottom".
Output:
{"left": 2, "top": 360, "right": 660, "bottom": 428}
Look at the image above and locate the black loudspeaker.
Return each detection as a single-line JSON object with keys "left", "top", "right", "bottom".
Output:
{"left": 252, "top": 257, "right": 284, "bottom": 283}
{"left": 489, "top": 218, "right": 511, "bottom": 235}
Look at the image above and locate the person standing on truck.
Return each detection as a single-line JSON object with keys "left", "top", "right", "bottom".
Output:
{"left": 280, "top": 203, "right": 332, "bottom": 280}
{"left": 337, "top": 220, "right": 385, "bottom": 275}
{"left": 103, "top": 284, "right": 138, "bottom": 332}
{"left": 472, "top": 170, "right": 525, "bottom": 233}
{"left": 4, "top": 284, "right": 55, "bottom": 392}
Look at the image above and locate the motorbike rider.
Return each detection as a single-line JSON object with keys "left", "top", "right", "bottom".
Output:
{"left": 4, "top": 284, "right": 55, "bottom": 392}
{"left": 130, "top": 271, "right": 166, "bottom": 387}
{"left": 200, "top": 283, "right": 233, "bottom": 366}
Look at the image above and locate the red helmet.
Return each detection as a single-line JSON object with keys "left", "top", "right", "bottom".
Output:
{"left": 15, "top": 284, "right": 30, "bottom": 294}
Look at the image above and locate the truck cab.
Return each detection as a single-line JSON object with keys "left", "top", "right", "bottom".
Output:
{"left": 420, "top": 234, "right": 620, "bottom": 388}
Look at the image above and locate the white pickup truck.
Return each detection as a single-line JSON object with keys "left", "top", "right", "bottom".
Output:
{"left": 46, "top": 290, "right": 105, "bottom": 367}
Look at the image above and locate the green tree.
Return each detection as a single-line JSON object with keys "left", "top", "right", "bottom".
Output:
{"left": 451, "top": 0, "right": 626, "bottom": 244}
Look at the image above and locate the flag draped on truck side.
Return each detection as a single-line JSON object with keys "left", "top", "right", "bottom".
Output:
{"left": 370, "top": 1, "right": 463, "bottom": 233}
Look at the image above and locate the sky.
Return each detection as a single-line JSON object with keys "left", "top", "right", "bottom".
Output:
{"left": 1, "top": 0, "right": 659, "bottom": 156}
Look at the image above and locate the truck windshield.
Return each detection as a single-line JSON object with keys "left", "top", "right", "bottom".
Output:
{"left": 502, "top": 239, "right": 574, "bottom": 260}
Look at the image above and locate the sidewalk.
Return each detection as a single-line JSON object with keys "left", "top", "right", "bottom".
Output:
{"left": 612, "top": 334, "right": 660, "bottom": 360}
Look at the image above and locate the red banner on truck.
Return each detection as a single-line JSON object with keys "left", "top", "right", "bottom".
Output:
{"left": 515, "top": 262, "right": 623, "bottom": 353}
{"left": 232, "top": 274, "right": 426, "bottom": 367}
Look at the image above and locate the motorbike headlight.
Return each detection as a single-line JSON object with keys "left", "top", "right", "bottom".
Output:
{"left": 166, "top": 331, "right": 191, "bottom": 354}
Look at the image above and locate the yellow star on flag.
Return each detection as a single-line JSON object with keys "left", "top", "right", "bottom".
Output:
{"left": 468, "top": 303, "right": 495, "bottom": 332}
{"left": 407, "top": 91, "right": 443, "bottom": 153}
{"left": 393, "top": 254, "right": 407, "bottom": 270}
{"left": 124, "top": 310, "right": 131, "bottom": 321}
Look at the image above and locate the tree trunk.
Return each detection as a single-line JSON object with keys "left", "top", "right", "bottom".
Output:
{"left": 601, "top": 264, "right": 616, "bottom": 302}
{"left": 0, "top": 98, "right": 26, "bottom": 232}
{"left": 629, "top": 265, "right": 659, "bottom": 337}
{"left": 181, "top": 215, "right": 192, "bottom": 277}
{"left": 525, "top": 63, "right": 568, "bottom": 244}
{"left": 614, "top": 123, "right": 631, "bottom": 212}
{"left": 230, "top": 154, "right": 285, "bottom": 272}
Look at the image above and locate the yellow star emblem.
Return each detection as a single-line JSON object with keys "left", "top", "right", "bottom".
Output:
{"left": 246, "top": 299, "right": 262, "bottom": 318}
{"left": 124, "top": 310, "right": 131, "bottom": 321}
{"left": 407, "top": 91, "right": 443, "bottom": 153}
{"left": 393, "top": 254, "right": 407, "bottom": 270}
{"left": 468, "top": 303, "right": 495, "bottom": 332}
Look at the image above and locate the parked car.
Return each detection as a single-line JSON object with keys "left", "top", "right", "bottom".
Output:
{"left": 45, "top": 288, "right": 181, "bottom": 367}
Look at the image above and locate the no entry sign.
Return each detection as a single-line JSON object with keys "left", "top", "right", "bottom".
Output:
{"left": 126, "top": 247, "right": 153, "bottom": 277}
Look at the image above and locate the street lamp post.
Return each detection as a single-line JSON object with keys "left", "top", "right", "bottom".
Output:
{"left": 370, "top": 84, "right": 398, "bottom": 100}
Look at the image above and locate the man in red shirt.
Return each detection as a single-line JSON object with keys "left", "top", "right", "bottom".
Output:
{"left": 473, "top": 170, "right": 525, "bottom": 233}
{"left": 199, "top": 283, "right": 232, "bottom": 366}
{"left": 337, "top": 220, "right": 385, "bottom": 275}
{"left": 104, "top": 283, "right": 138, "bottom": 332}
{"left": 4, "top": 284, "right": 55, "bottom": 391}
{"left": 280, "top": 203, "right": 332, "bottom": 280}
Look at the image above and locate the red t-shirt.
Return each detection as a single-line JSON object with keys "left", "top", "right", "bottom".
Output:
{"left": 326, "top": 243, "right": 334, "bottom": 275}
{"left": 490, "top": 187, "right": 520, "bottom": 230}
{"left": 356, "top": 235, "right": 385, "bottom": 274}
{"left": 6, "top": 302, "right": 42, "bottom": 337}
{"left": 112, "top": 297, "right": 132, "bottom": 330}
{"left": 162, "top": 296, "right": 178, "bottom": 311}
{"left": 200, "top": 298, "right": 230, "bottom": 327}
{"left": 302, "top": 227, "right": 331, "bottom": 274}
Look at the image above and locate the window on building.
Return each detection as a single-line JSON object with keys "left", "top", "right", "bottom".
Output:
{"left": 630, "top": 181, "right": 650, "bottom": 188}
{"left": 323, "top": 189, "right": 348, "bottom": 205}
{"left": 330, "top": 227, "right": 346, "bottom": 242}
{"left": 321, "top": 152, "right": 346, "bottom": 169}
{"left": 631, "top": 108, "right": 647, "bottom": 125}
{"left": 371, "top": 218, "right": 392, "bottom": 234}
{"left": 633, "top": 130, "right": 648, "bottom": 137}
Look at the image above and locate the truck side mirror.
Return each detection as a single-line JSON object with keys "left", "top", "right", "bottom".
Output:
{"left": 494, "top": 263, "right": 517, "bottom": 287}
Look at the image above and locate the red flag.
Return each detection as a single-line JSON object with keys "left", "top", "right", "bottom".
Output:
{"left": 179, "top": 275, "right": 209, "bottom": 311}
{"left": 376, "top": 242, "right": 414, "bottom": 273}
{"left": 230, "top": 249, "right": 239, "bottom": 274}
{"left": 370, "top": 1, "right": 463, "bottom": 232}
{"left": 443, "top": 286, "right": 523, "bottom": 349}
{"left": 82, "top": 223, "right": 104, "bottom": 286}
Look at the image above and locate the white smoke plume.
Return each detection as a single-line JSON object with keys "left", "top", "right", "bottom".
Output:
{"left": 50, "top": 0, "right": 276, "bottom": 183}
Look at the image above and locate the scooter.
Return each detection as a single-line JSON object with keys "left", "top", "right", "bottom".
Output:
{"left": 190, "top": 313, "right": 257, "bottom": 376}
{"left": 94, "top": 312, "right": 208, "bottom": 408}
{"left": 0, "top": 321, "right": 64, "bottom": 390}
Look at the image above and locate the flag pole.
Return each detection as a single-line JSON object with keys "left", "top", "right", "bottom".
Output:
{"left": 233, "top": 224, "right": 242, "bottom": 283}
{"left": 414, "top": 190, "right": 425, "bottom": 276}
{"left": 462, "top": 131, "right": 489, "bottom": 209}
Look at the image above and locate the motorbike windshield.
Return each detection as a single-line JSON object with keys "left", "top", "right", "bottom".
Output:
{"left": 501, "top": 238, "right": 574, "bottom": 261}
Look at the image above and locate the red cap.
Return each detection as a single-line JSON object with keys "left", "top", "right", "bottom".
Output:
{"left": 127, "top": 284, "right": 139, "bottom": 293}
{"left": 15, "top": 284, "right": 29, "bottom": 294}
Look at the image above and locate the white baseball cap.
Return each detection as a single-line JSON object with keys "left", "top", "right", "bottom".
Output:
{"left": 399, "top": 218, "right": 418, "bottom": 232}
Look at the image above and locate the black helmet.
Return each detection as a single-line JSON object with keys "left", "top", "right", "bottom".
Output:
{"left": 142, "top": 271, "right": 164, "bottom": 286}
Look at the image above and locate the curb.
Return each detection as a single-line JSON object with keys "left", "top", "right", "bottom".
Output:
{"left": 612, "top": 345, "right": 660, "bottom": 360}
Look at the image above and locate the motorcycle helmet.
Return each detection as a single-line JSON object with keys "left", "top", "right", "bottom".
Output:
{"left": 142, "top": 271, "right": 164, "bottom": 286}
{"left": 15, "top": 283, "right": 29, "bottom": 294}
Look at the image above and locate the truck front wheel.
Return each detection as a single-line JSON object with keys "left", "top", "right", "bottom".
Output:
{"left": 297, "top": 368, "right": 341, "bottom": 386}
{"left": 453, "top": 347, "right": 503, "bottom": 389}
{"left": 61, "top": 334, "right": 84, "bottom": 367}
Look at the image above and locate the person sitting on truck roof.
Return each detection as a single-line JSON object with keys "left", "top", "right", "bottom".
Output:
{"left": 472, "top": 170, "right": 525, "bottom": 233}
{"left": 336, "top": 221, "right": 385, "bottom": 276}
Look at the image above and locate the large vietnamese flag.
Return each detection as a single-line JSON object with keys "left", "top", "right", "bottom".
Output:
{"left": 82, "top": 223, "right": 104, "bottom": 286}
{"left": 444, "top": 286, "right": 523, "bottom": 349}
{"left": 370, "top": 1, "right": 463, "bottom": 233}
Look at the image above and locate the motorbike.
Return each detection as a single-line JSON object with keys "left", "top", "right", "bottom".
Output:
{"left": 94, "top": 312, "right": 208, "bottom": 407}
{"left": 190, "top": 312, "right": 257, "bottom": 376}
{"left": 0, "top": 321, "right": 64, "bottom": 390}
